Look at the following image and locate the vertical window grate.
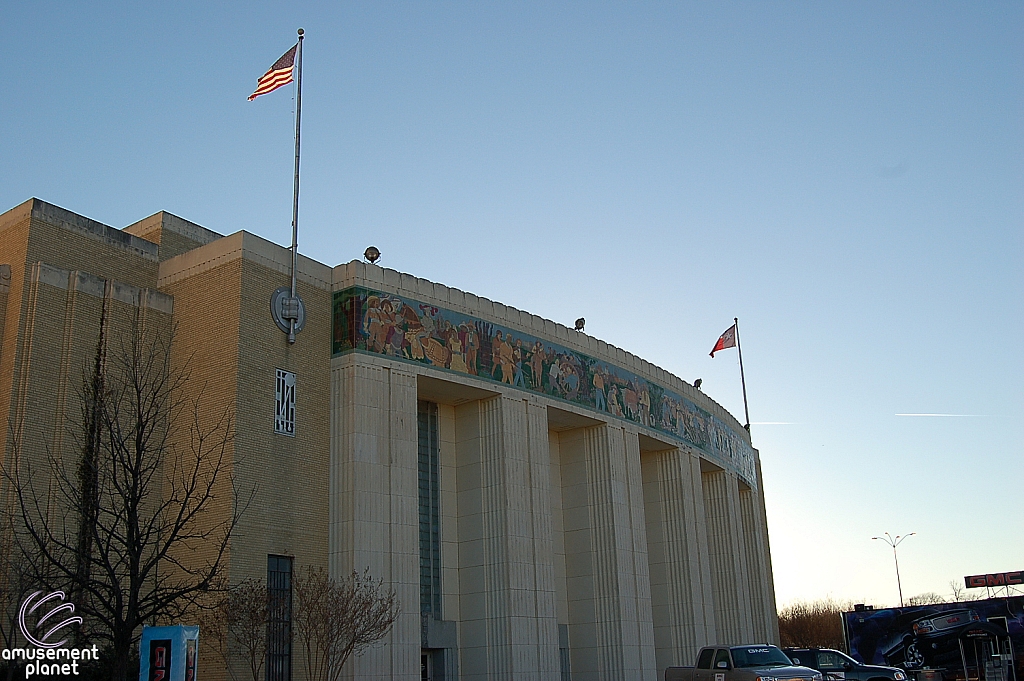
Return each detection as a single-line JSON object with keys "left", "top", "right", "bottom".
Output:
{"left": 417, "top": 401, "right": 441, "bottom": 619}
{"left": 275, "top": 369, "right": 296, "bottom": 436}
{"left": 266, "top": 555, "right": 292, "bottom": 681}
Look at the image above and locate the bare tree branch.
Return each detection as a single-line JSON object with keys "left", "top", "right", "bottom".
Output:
{"left": 293, "top": 566, "right": 400, "bottom": 681}
{"left": 197, "top": 578, "right": 267, "bottom": 681}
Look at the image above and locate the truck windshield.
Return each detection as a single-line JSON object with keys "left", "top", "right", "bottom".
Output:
{"left": 731, "top": 647, "right": 793, "bottom": 668}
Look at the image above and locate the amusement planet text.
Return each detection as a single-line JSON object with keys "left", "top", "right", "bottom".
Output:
{"left": 2, "top": 644, "right": 99, "bottom": 677}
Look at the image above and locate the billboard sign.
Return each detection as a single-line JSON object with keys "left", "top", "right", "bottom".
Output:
{"left": 965, "top": 571, "right": 1024, "bottom": 588}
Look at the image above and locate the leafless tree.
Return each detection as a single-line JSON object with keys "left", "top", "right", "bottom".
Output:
{"left": 6, "top": 312, "right": 252, "bottom": 681}
{"left": 293, "top": 566, "right": 400, "bottom": 681}
{"left": 948, "top": 581, "right": 989, "bottom": 603}
{"left": 778, "top": 598, "right": 854, "bottom": 650}
{"left": 228, "top": 578, "right": 270, "bottom": 681}
{"left": 0, "top": 524, "right": 32, "bottom": 681}
{"left": 950, "top": 580, "right": 966, "bottom": 602}
{"left": 200, "top": 578, "right": 268, "bottom": 681}
{"left": 908, "top": 592, "right": 946, "bottom": 606}
{"left": 195, "top": 592, "right": 232, "bottom": 679}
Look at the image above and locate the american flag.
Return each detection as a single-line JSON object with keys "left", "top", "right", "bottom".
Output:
{"left": 248, "top": 44, "right": 297, "bottom": 101}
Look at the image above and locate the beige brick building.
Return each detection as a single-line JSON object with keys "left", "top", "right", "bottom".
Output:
{"left": 0, "top": 198, "right": 778, "bottom": 681}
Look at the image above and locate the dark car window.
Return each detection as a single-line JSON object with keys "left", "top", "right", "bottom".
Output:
{"left": 836, "top": 651, "right": 859, "bottom": 666}
{"left": 786, "top": 651, "right": 809, "bottom": 667}
{"left": 731, "top": 646, "right": 793, "bottom": 668}
{"left": 817, "top": 651, "right": 845, "bottom": 670}
{"left": 698, "top": 649, "right": 715, "bottom": 669}
{"left": 715, "top": 649, "right": 732, "bottom": 669}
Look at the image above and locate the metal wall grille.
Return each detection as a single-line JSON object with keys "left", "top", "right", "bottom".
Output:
{"left": 275, "top": 369, "right": 296, "bottom": 436}
{"left": 417, "top": 401, "right": 441, "bottom": 618}
{"left": 266, "top": 555, "right": 292, "bottom": 681}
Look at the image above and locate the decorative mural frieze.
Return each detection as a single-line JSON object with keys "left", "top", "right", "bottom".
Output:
{"left": 332, "top": 286, "right": 756, "bottom": 484}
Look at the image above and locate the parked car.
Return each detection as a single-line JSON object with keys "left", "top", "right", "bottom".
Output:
{"left": 666, "top": 644, "right": 823, "bottom": 681}
{"left": 783, "top": 648, "right": 908, "bottom": 681}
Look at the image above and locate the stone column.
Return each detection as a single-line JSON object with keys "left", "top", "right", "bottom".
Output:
{"left": 755, "top": 457, "right": 780, "bottom": 643}
{"left": 688, "top": 456, "right": 717, "bottom": 648}
{"left": 623, "top": 430, "right": 658, "bottom": 677}
{"left": 700, "top": 468, "right": 754, "bottom": 644}
{"left": 522, "top": 399, "right": 561, "bottom": 679}
{"left": 560, "top": 424, "right": 657, "bottom": 681}
{"left": 330, "top": 358, "right": 420, "bottom": 680}
{"left": 643, "top": 446, "right": 715, "bottom": 671}
{"left": 456, "top": 395, "right": 559, "bottom": 681}
{"left": 739, "top": 480, "right": 773, "bottom": 642}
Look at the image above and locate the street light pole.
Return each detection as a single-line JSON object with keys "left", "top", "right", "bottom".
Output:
{"left": 872, "top": 532, "right": 915, "bottom": 607}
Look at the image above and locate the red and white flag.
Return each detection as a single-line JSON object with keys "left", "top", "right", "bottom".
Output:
{"left": 248, "top": 44, "right": 297, "bottom": 101}
{"left": 710, "top": 324, "right": 737, "bottom": 357}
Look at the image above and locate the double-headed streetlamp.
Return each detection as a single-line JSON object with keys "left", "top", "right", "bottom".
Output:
{"left": 872, "top": 532, "right": 915, "bottom": 607}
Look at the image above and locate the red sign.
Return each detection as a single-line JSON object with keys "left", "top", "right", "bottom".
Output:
{"left": 148, "top": 639, "right": 172, "bottom": 681}
{"left": 965, "top": 571, "right": 1024, "bottom": 588}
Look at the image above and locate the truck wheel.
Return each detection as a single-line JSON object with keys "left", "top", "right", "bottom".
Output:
{"left": 904, "top": 642, "right": 924, "bottom": 669}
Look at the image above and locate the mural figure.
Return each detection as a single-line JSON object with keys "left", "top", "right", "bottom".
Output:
{"left": 448, "top": 328, "right": 467, "bottom": 373}
{"left": 530, "top": 342, "right": 546, "bottom": 390}
{"left": 403, "top": 305, "right": 428, "bottom": 360}
{"left": 491, "top": 331, "right": 511, "bottom": 383}
{"left": 512, "top": 338, "right": 526, "bottom": 387}
{"left": 547, "top": 356, "right": 560, "bottom": 394}
{"left": 638, "top": 386, "right": 651, "bottom": 427}
{"left": 660, "top": 396, "right": 672, "bottom": 430}
{"left": 593, "top": 368, "right": 607, "bottom": 412}
{"left": 608, "top": 385, "right": 622, "bottom": 417}
{"left": 458, "top": 324, "right": 474, "bottom": 375}
{"left": 561, "top": 360, "right": 579, "bottom": 400}
{"left": 364, "top": 295, "right": 385, "bottom": 352}
{"left": 622, "top": 383, "right": 639, "bottom": 421}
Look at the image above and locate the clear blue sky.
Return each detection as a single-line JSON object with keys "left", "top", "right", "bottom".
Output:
{"left": 2, "top": 2, "right": 1021, "bottom": 609}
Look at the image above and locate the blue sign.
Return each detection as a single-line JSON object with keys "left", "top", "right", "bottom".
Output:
{"left": 139, "top": 625, "right": 199, "bottom": 681}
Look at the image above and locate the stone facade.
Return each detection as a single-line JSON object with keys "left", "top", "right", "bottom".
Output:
{"left": 0, "top": 198, "right": 778, "bottom": 681}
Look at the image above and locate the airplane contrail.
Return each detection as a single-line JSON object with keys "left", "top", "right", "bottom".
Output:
{"left": 894, "top": 413, "right": 988, "bottom": 417}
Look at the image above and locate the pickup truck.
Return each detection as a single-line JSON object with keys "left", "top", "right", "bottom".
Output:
{"left": 666, "top": 644, "right": 824, "bottom": 681}
{"left": 782, "top": 648, "right": 908, "bottom": 681}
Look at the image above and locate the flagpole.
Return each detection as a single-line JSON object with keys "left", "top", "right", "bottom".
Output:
{"left": 734, "top": 317, "right": 751, "bottom": 431}
{"left": 288, "top": 27, "right": 304, "bottom": 344}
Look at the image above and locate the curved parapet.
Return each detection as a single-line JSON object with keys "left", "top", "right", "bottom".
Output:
{"left": 331, "top": 262, "right": 756, "bottom": 486}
